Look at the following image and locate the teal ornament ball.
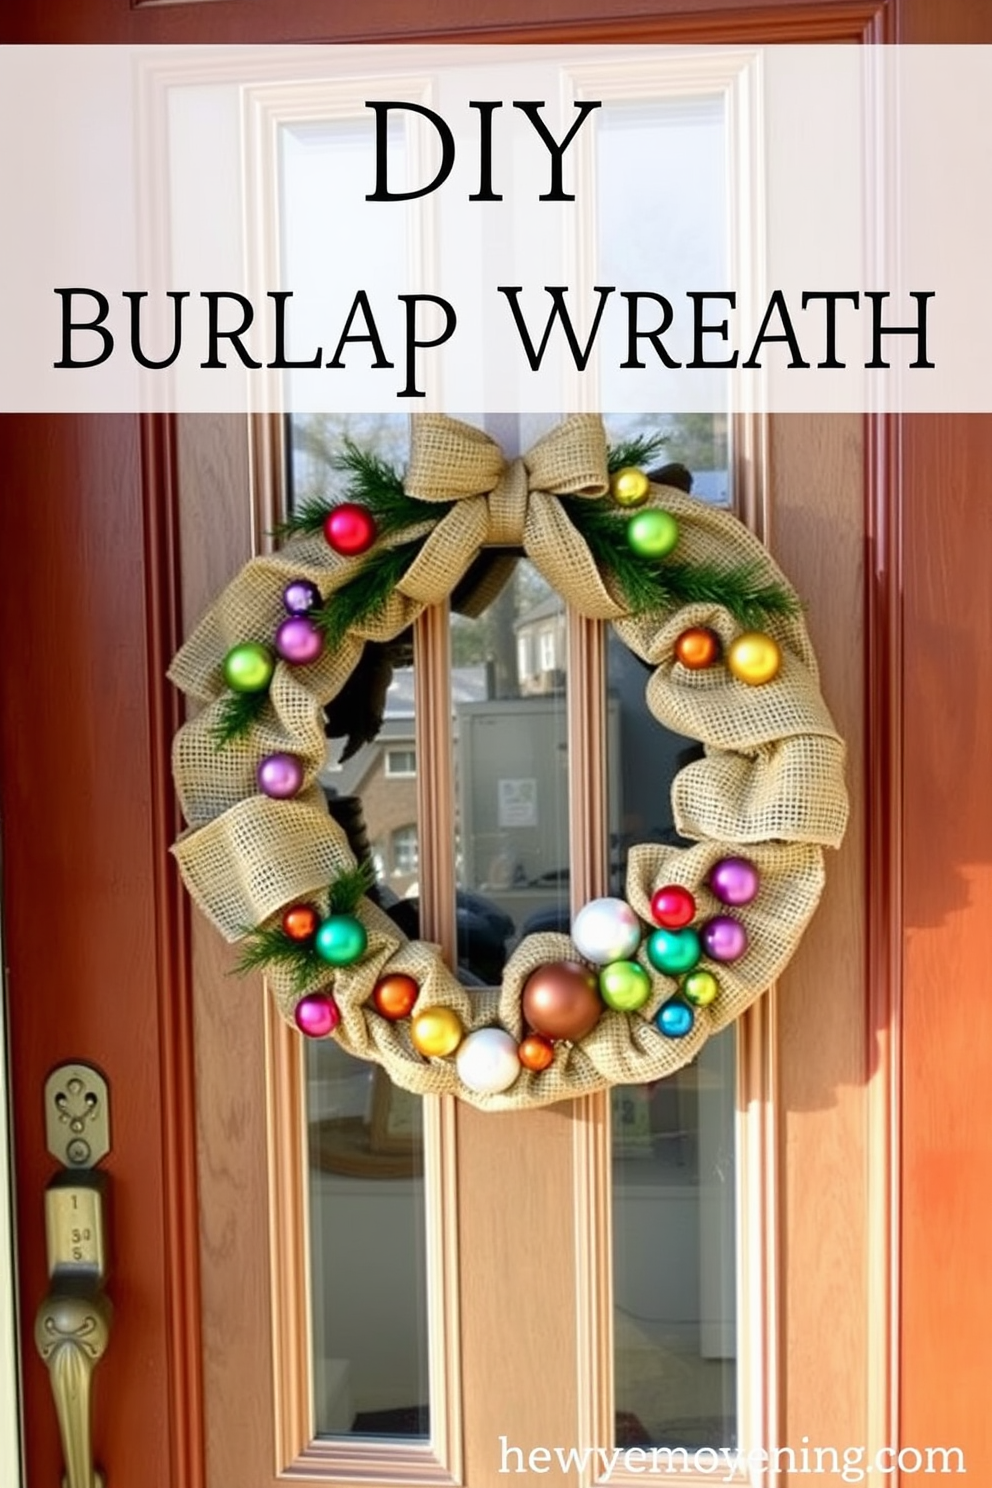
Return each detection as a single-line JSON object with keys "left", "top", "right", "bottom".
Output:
{"left": 626, "top": 509, "right": 680, "bottom": 560}
{"left": 222, "top": 642, "right": 274, "bottom": 694}
{"left": 646, "top": 927, "right": 701, "bottom": 976}
{"left": 599, "top": 960, "right": 652, "bottom": 1012}
{"left": 314, "top": 914, "right": 368, "bottom": 967}
{"left": 656, "top": 1000, "right": 694, "bottom": 1038}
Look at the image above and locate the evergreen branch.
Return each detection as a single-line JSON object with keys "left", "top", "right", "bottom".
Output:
{"left": 312, "top": 540, "right": 424, "bottom": 649}
{"left": 273, "top": 440, "right": 452, "bottom": 541}
{"left": 210, "top": 688, "right": 269, "bottom": 748}
{"left": 561, "top": 496, "right": 800, "bottom": 629}
{"left": 607, "top": 432, "right": 668, "bottom": 474}
{"left": 234, "top": 920, "right": 327, "bottom": 994}
{"left": 327, "top": 860, "right": 377, "bottom": 915}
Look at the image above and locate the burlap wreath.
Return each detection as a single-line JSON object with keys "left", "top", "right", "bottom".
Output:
{"left": 170, "top": 413, "right": 848, "bottom": 1110}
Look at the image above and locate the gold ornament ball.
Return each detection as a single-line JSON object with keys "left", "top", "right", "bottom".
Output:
{"left": 411, "top": 1006, "right": 463, "bottom": 1058}
{"left": 727, "top": 631, "right": 782, "bottom": 686}
{"left": 610, "top": 466, "right": 651, "bottom": 508}
{"left": 682, "top": 969, "right": 720, "bottom": 1007}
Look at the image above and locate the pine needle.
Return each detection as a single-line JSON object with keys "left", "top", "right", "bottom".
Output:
{"left": 607, "top": 432, "right": 668, "bottom": 474}
{"left": 210, "top": 688, "right": 269, "bottom": 748}
{"left": 313, "top": 541, "right": 423, "bottom": 650}
{"left": 234, "top": 919, "right": 327, "bottom": 994}
{"left": 273, "top": 440, "right": 452, "bottom": 542}
{"left": 327, "top": 861, "right": 376, "bottom": 915}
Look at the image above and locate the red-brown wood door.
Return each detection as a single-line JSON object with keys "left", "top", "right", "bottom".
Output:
{"left": 3, "top": 6, "right": 992, "bottom": 1488}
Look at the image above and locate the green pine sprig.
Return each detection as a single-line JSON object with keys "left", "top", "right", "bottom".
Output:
{"left": 210, "top": 688, "right": 269, "bottom": 748}
{"left": 561, "top": 496, "right": 800, "bottom": 629}
{"left": 606, "top": 432, "right": 668, "bottom": 475}
{"left": 273, "top": 440, "right": 452, "bottom": 542}
{"left": 234, "top": 862, "right": 377, "bottom": 989}
{"left": 312, "top": 539, "right": 424, "bottom": 650}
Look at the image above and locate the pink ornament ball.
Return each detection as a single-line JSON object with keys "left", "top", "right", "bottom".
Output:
{"left": 708, "top": 856, "right": 760, "bottom": 907}
{"left": 274, "top": 615, "right": 325, "bottom": 666}
{"left": 700, "top": 915, "right": 748, "bottom": 963}
{"left": 257, "top": 752, "right": 304, "bottom": 799}
{"left": 323, "top": 503, "right": 378, "bottom": 556}
{"left": 294, "top": 991, "right": 340, "bottom": 1039}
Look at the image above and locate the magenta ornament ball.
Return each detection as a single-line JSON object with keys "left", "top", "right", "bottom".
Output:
{"left": 294, "top": 991, "right": 340, "bottom": 1039}
{"left": 700, "top": 915, "right": 749, "bottom": 963}
{"left": 708, "top": 856, "right": 760, "bottom": 907}
{"left": 274, "top": 615, "right": 325, "bottom": 666}
{"left": 323, "top": 503, "right": 378, "bottom": 556}
{"left": 257, "top": 752, "right": 304, "bottom": 799}
{"left": 283, "top": 578, "right": 321, "bottom": 615}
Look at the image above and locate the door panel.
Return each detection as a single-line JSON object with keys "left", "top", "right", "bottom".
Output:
{"left": 3, "top": 5, "right": 992, "bottom": 1488}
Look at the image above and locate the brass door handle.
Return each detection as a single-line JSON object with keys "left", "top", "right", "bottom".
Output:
{"left": 35, "top": 1285, "right": 112, "bottom": 1488}
{"left": 37, "top": 1064, "right": 113, "bottom": 1488}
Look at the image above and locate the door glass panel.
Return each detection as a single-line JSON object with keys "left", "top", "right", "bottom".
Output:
{"left": 452, "top": 559, "right": 570, "bottom": 984}
{"left": 288, "top": 412, "right": 431, "bottom": 1441}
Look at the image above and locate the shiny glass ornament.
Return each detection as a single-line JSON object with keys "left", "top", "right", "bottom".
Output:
{"left": 571, "top": 897, "right": 642, "bottom": 965}
{"left": 682, "top": 969, "right": 720, "bottom": 1007}
{"left": 274, "top": 615, "right": 325, "bottom": 666}
{"left": 455, "top": 1028, "right": 521, "bottom": 1095}
{"left": 294, "top": 991, "right": 340, "bottom": 1038}
{"left": 323, "top": 502, "right": 378, "bottom": 556}
{"left": 650, "top": 884, "right": 696, "bottom": 929}
{"left": 626, "top": 509, "right": 680, "bottom": 560}
{"left": 282, "top": 904, "right": 319, "bottom": 942}
{"left": 372, "top": 973, "right": 419, "bottom": 1021}
{"left": 521, "top": 961, "right": 603, "bottom": 1042}
{"left": 708, "top": 856, "right": 760, "bottom": 906}
{"left": 610, "top": 466, "right": 650, "bottom": 508}
{"left": 282, "top": 578, "right": 321, "bottom": 615}
{"left": 727, "top": 631, "right": 782, "bottom": 686}
{"left": 646, "top": 927, "right": 702, "bottom": 976}
{"left": 700, "top": 915, "right": 748, "bottom": 963}
{"left": 314, "top": 914, "right": 368, "bottom": 966}
{"left": 656, "top": 999, "right": 694, "bottom": 1038}
{"left": 222, "top": 642, "right": 274, "bottom": 694}
{"left": 411, "top": 1006, "right": 463, "bottom": 1058}
{"left": 257, "top": 752, "right": 304, "bottom": 800}
{"left": 518, "top": 1033, "right": 555, "bottom": 1072}
{"left": 599, "top": 960, "right": 652, "bottom": 1013}
{"left": 674, "top": 626, "right": 721, "bottom": 670}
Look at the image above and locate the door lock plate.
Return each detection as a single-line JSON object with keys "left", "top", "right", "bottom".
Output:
{"left": 44, "top": 1063, "right": 110, "bottom": 1169}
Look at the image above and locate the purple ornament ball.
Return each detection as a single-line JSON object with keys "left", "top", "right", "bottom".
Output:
{"left": 283, "top": 578, "right": 321, "bottom": 616}
{"left": 708, "top": 856, "right": 760, "bottom": 907}
{"left": 275, "top": 615, "right": 325, "bottom": 666}
{"left": 257, "top": 752, "right": 304, "bottom": 800}
{"left": 700, "top": 915, "right": 749, "bottom": 963}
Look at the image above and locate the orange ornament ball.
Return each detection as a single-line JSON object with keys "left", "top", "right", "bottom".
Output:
{"left": 518, "top": 1033, "right": 555, "bottom": 1072}
{"left": 674, "top": 626, "right": 721, "bottom": 670}
{"left": 372, "top": 973, "right": 419, "bottom": 1021}
{"left": 282, "top": 904, "right": 319, "bottom": 942}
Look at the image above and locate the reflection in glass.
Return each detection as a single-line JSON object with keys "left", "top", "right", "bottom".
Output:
{"left": 451, "top": 560, "right": 570, "bottom": 984}
{"left": 608, "top": 635, "right": 737, "bottom": 1450}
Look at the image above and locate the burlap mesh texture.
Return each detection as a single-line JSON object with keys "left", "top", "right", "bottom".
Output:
{"left": 170, "top": 413, "right": 848, "bottom": 1110}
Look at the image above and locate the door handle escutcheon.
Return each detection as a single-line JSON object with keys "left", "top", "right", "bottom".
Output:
{"left": 37, "top": 1064, "right": 113, "bottom": 1488}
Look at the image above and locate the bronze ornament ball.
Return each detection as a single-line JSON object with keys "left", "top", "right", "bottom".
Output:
{"left": 521, "top": 961, "right": 603, "bottom": 1042}
{"left": 674, "top": 626, "right": 721, "bottom": 670}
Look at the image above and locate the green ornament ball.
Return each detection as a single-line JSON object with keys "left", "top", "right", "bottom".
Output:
{"left": 599, "top": 960, "right": 652, "bottom": 1012}
{"left": 682, "top": 969, "right": 720, "bottom": 1007}
{"left": 646, "top": 926, "right": 701, "bottom": 976}
{"left": 222, "top": 642, "right": 274, "bottom": 694}
{"left": 314, "top": 914, "right": 368, "bottom": 967}
{"left": 626, "top": 509, "right": 680, "bottom": 560}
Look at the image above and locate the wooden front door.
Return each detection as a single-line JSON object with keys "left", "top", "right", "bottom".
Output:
{"left": 2, "top": 6, "right": 991, "bottom": 1488}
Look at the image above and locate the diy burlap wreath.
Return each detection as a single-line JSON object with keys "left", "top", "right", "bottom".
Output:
{"left": 170, "top": 413, "right": 848, "bottom": 1111}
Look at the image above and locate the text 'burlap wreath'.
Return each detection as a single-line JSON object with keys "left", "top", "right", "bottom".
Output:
{"left": 170, "top": 414, "right": 848, "bottom": 1111}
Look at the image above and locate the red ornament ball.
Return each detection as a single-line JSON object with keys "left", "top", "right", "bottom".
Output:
{"left": 372, "top": 973, "right": 419, "bottom": 1021}
{"left": 650, "top": 884, "right": 696, "bottom": 929}
{"left": 518, "top": 1033, "right": 555, "bottom": 1072}
{"left": 283, "top": 904, "right": 319, "bottom": 942}
{"left": 521, "top": 961, "right": 603, "bottom": 1043}
{"left": 674, "top": 627, "right": 721, "bottom": 670}
{"left": 323, "top": 503, "right": 378, "bottom": 556}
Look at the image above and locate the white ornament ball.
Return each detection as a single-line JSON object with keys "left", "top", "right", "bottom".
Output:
{"left": 571, "top": 897, "right": 642, "bottom": 966}
{"left": 455, "top": 1028, "right": 521, "bottom": 1095}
